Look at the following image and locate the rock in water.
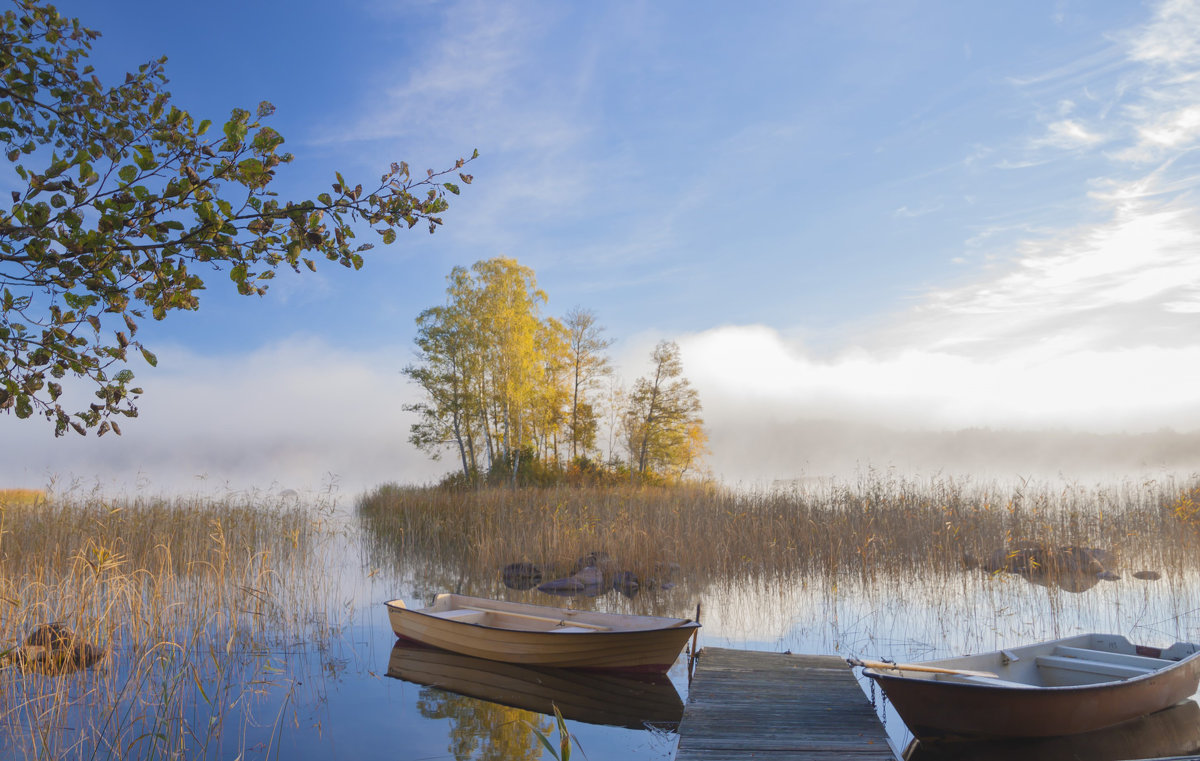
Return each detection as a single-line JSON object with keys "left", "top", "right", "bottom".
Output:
{"left": 502, "top": 562, "right": 543, "bottom": 590}
{"left": 612, "top": 570, "right": 640, "bottom": 597}
{"left": 24, "top": 622, "right": 74, "bottom": 649}
{"left": 537, "top": 576, "right": 586, "bottom": 595}
{"left": 572, "top": 566, "right": 605, "bottom": 587}
{"left": 14, "top": 623, "right": 106, "bottom": 674}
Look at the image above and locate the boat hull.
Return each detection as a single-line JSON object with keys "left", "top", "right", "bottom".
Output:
{"left": 865, "top": 634, "right": 1200, "bottom": 741}
{"left": 385, "top": 595, "right": 699, "bottom": 673}
{"left": 903, "top": 699, "right": 1200, "bottom": 761}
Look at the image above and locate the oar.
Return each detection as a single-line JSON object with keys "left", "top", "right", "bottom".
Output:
{"left": 847, "top": 657, "right": 999, "bottom": 679}
{"left": 458, "top": 606, "right": 611, "bottom": 631}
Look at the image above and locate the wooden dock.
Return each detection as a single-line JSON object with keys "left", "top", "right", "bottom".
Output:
{"left": 676, "top": 647, "right": 895, "bottom": 760}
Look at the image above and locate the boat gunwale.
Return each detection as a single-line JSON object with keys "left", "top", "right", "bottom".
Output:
{"left": 386, "top": 599, "right": 700, "bottom": 637}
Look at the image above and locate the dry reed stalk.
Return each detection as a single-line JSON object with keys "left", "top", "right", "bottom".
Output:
{"left": 358, "top": 474, "right": 1200, "bottom": 598}
{"left": 0, "top": 491, "right": 341, "bottom": 760}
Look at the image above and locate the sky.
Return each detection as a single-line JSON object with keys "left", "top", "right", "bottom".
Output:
{"left": 5, "top": 0, "right": 1200, "bottom": 496}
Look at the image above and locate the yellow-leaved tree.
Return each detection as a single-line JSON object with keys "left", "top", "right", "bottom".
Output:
{"left": 624, "top": 340, "right": 708, "bottom": 481}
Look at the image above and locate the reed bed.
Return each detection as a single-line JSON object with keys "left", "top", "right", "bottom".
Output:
{"left": 357, "top": 472, "right": 1200, "bottom": 592}
{"left": 0, "top": 490, "right": 343, "bottom": 760}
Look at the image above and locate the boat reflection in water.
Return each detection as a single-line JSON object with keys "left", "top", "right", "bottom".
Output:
{"left": 385, "top": 641, "right": 684, "bottom": 730}
{"left": 904, "top": 699, "right": 1200, "bottom": 761}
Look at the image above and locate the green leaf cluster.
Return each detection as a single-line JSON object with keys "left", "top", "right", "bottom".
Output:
{"left": 0, "top": 0, "right": 475, "bottom": 435}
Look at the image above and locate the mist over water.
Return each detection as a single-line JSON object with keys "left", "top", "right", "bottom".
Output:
{"left": 704, "top": 416, "right": 1200, "bottom": 487}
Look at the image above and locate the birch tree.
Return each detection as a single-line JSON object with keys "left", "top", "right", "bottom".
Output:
{"left": 625, "top": 340, "right": 706, "bottom": 479}
{"left": 404, "top": 303, "right": 479, "bottom": 479}
{"left": 469, "top": 257, "right": 547, "bottom": 477}
{"left": 563, "top": 307, "right": 612, "bottom": 462}
{"left": 405, "top": 257, "right": 563, "bottom": 482}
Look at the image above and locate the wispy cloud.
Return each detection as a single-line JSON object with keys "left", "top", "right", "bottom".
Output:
{"left": 1033, "top": 118, "right": 1107, "bottom": 149}
{"left": 893, "top": 201, "right": 944, "bottom": 219}
{"left": 1128, "top": 0, "right": 1200, "bottom": 66}
{"left": 999, "top": 0, "right": 1200, "bottom": 169}
{"left": 316, "top": 2, "right": 541, "bottom": 147}
{"left": 921, "top": 0, "right": 1200, "bottom": 359}
{"left": 898, "top": 199, "right": 1200, "bottom": 353}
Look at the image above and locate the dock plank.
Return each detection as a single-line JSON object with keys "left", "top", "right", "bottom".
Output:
{"left": 677, "top": 648, "right": 894, "bottom": 760}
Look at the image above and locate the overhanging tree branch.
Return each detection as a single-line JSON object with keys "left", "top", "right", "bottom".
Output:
{"left": 1, "top": 0, "right": 476, "bottom": 436}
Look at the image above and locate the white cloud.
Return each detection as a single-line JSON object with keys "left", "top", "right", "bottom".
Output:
{"left": 679, "top": 324, "right": 1200, "bottom": 437}
{"left": 1133, "top": 104, "right": 1200, "bottom": 150}
{"left": 1034, "top": 118, "right": 1106, "bottom": 149}
{"left": 1114, "top": 0, "right": 1200, "bottom": 161}
{"left": 1128, "top": 0, "right": 1200, "bottom": 67}
{"left": 672, "top": 323, "right": 1200, "bottom": 485}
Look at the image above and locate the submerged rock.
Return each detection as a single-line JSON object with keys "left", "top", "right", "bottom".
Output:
{"left": 965, "top": 546, "right": 1120, "bottom": 593}
{"left": 534, "top": 552, "right": 619, "bottom": 598}
{"left": 501, "top": 562, "right": 543, "bottom": 590}
{"left": 24, "top": 622, "right": 75, "bottom": 649}
{"left": 537, "top": 576, "right": 584, "bottom": 593}
{"left": 572, "top": 566, "right": 605, "bottom": 587}
{"left": 612, "top": 570, "right": 640, "bottom": 598}
{"left": 532, "top": 553, "right": 681, "bottom": 599}
{"left": 9, "top": 623, "right": 106, "bottom": 675}
{"left": 1133, "top": 570, "right": 1163, "bottom": 581}
{"left": 573, "top": 551, "right": 620, "bottom": 587}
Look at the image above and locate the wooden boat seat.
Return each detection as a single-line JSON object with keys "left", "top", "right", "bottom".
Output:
{"left": 1035, "top": 654, "right": 1154, "bottom": 680}
{"left": 429, "top": 609, "right": 486, "bottom": 622}
{"left": 549, "top": 626, "right": 595, "bottom": 634}
{"left": 1051, "top": 645, "right": 1171, "bottom": 669}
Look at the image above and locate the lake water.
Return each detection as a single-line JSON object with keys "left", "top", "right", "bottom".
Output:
{"left": 11, "top": 507, "right": 1200, "bottom": 760}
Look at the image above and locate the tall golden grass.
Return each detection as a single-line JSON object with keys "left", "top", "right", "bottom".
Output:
{"left": 358, "top": 473, "right": 1200, "bottom": 593}
{"left": 0, "top": 490, "right": 338, "bottom": 760}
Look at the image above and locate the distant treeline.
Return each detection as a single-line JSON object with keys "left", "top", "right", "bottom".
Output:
{"left": 404, "top": 257, "right": 707, "bottom": 487}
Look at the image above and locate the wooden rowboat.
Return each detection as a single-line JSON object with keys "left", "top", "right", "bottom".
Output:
{"left": 856, "top": 633, "right": 1200, "bottom": 741}
{"left": 384, "top": 593, "right": 699, "bottom": 673}
{"left": 386, "top": 641, "right": 684, "bottom": 728}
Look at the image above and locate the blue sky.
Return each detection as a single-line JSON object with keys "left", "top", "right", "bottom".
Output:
{"left": 6, "top": 0, "right": 1200, "bottom": 494}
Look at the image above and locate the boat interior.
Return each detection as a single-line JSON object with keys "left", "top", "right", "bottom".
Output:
{"left": 889, "top": 634, "right": 1200, "bottom": 688}
{"left": 391, "top": 594, "right": 698, "bottom": 633}
{"left": 424, "top": 607, "right": 606, "bottom": 633}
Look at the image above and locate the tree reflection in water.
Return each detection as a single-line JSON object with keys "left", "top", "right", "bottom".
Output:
{"left": 418, "top": 687, "right": 552, "bottom": 761}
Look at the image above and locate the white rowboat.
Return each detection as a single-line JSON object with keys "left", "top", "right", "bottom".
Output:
{"left": 385, "top": 593, "right": 699, "bottom": 673}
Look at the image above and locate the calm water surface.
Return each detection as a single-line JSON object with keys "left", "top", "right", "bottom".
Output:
{"left": 21, "top": 513, "right": 1200, "bottom": 761}
{"left": 300, "top": 531, "right": 1200, "bottom": 760}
